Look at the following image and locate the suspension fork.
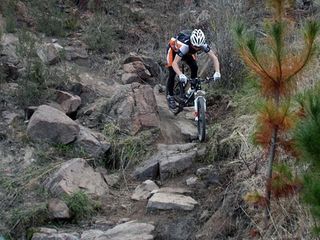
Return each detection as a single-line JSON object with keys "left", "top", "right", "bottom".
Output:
{"left": 194, "top": 95, "right": 206, "bottom": 120}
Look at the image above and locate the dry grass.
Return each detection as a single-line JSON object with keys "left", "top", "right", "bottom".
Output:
{"left": 222, "top": 91, "right": 315, "bottom": 239}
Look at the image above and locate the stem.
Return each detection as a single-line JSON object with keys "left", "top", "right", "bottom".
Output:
{"left": 264, "top": 127, "right": 278, "bottom": 226}
{"left": 264, "top": 86, "right": 280, "bottom": 227}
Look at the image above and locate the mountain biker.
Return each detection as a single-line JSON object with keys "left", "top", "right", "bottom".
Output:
{"left": 166, "top": 29, "right": 221, "bottom": 111}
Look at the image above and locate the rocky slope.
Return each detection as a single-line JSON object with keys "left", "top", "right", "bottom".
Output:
{"left": 0, "top": 0, "right": 318, "bottom": 239}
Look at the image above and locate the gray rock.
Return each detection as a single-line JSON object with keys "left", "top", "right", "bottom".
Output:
{"left": 131, "top": 180, "right": 159, "bottom": 201}
{"left": 34, "top": 228, "right": 58, "bottom": 235}
{"left": 123, "top": 61, "right": 151, "bottom": 80}
{"left": 159, "top": 151, "right": 196, "bottom": 180}
{"left": 2, "top": 111, "right": 20, "bottom": 125}
{"left": 36, "top": 43, "right": 60, "bottom": 65}
{"left": 196, "top": 165, "right": 214, "bottom": 178}
{"left": 133, "top": 143, "right": 206, "bottom": 181}
{"left": 1, "top": 34, "right": 20, "bottom": 64}
{"left": 44, "top": 158, "right": 108, "bottom": 197}
{"left": 123, "top": 54, "right": 161, "bottom": 78}
{"left": 32, "top": 232, "right": 80, "bottom": 240}
{"left": 132, "top": 154, "right": 159, "bottom": 181}
{"left": 64, "top": 46, "right": 88, "bottom": 61}
{"left": 175, "top": 120, "right": 198, "bottom": 141}
{"left": 48, "top": 198, "right": 70, "bottom": 219}
{"left": 81, "top": 221, "right": 155, "bottom": 240}
{"left": 80, "top": 230, "right": 104, "bottom": 240}
{"left": 156, "top": 217, "right": 197, "bottom": 240}
{"left": 27, "top": 105, "right": 80, "bottom": 144}
{"left": 186, "top": 176, "right": 199, "bottom": 186}
{"left": 157, "top": 143, "right": 197, "bottom": 152}
{"left": 147, "top": 192, "right": 198, "bottom": 211}
{"left": 75, "top": 125, "right": 110, "bottom": 158}
{"left": 107, "top": 83, "right": 160, "bottom": 135}
{"left": 121, "top": 72, "right": 140, "bottom": 84}
{"left": 56, "top": 90, "right": 81, "bottom": 114}
{"left": 103, "top": 173, "right": 121, "bottom": 187}
{"left": 151, "top": 187, "right": 191, "bottom": 195}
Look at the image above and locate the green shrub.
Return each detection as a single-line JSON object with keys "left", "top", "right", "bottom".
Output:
{"left": 8, "top": 204, "right": 48, "bottom": 236}
{"left": 65, "top": 191, "right": 98, "bottom": 222}
{"left": 64, "top": 15, "right": 79, "bottom": 31}
{"left": 15, "top": 29, "right": 70, "bottom": 107}
{"left": 1, "top": 0, "right": 17, "bottom": 33}
{"left": 294, "top": 86, "right": 320, "bottom": 235}
{"left": 83, "top": 14, "right": 115, "bottom": 53}
{"left": 103, "top": 123, "right": 151, "bottom": 169}
{"left": 28, "top": 0, "right": 66, "bottom": 37}
{"left": 15, "top": 30, "right": 51, "bottom": 107}
{"left": 88, "top": 0, "right": 106, "bottom": 12}
{"left": 52, "top": 143, "right": 88, "bottom": 159}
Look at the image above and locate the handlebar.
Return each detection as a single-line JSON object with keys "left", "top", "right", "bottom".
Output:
{"left": 180, "top": 77, "right": 214, "bottom": 87}
{"left": 186, "top": 77, "right": 215, "bottom": 86}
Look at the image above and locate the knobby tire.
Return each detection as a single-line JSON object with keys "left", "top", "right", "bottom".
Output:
{"left": 197, "top": 97, "right": 206, "bottom": 142}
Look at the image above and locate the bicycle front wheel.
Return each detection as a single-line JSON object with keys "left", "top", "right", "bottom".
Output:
{"left": 197, "top": 97, "right": 206, "bottom": 142}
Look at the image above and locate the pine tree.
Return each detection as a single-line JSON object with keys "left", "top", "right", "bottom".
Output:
{"left": 234, "top": 0, "right": 319, "bottom": 224}
{"left": 294, "top": 87, "right": 320, "bottom": 234}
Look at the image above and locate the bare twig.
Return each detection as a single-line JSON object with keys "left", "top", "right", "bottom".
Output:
{"left": 240, "top": 206, "right": 265, "bottom": 239}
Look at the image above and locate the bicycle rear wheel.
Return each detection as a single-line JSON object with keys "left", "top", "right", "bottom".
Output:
{"left": 197, "top": 97, "right": 206, "bottom": 142}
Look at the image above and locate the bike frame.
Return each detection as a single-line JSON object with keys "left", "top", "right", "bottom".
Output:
{"left": 174, "top": 77, "right": 209, "bottom": 117}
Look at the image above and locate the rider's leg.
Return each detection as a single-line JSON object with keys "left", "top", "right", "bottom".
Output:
{"left": 166, "top": 47, "right": 177, "bottom": 110}
{"left": 166, "top": 67, "right": 176, "bottom": 96}
{"left": 183, "top": 55, "right": 198, "bottom": 79}
{"left": 166, "top": 67, "right": 177, "bottom": 110}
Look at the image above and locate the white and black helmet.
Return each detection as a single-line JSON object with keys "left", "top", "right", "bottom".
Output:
{"left": 190, "top": 29, "right": 206, "bottom": 47}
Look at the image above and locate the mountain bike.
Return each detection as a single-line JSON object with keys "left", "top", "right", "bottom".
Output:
{"left": 172, "top": 77, "right": 213, "bottom": 142}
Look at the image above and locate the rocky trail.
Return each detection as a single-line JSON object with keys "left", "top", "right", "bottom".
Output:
{"left": 30, "top": 88, "right": 234, "bottom": 240}
{"left": 0, "top": 35, "right": 241, "bottom": 239}
{"left": 0, "top": 0, "right": 259, "bottom": 238}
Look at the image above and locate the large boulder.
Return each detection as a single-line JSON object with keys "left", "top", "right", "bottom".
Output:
{"left": 44, "top": 158, "right": 108, "bottom": 197}
{"left": 106, "top": 83, "right": 160, "bottom": 135}
{"left": 121, "top": 54, "right": 161, "bottom": 85}
{"left": 78, "top": 82, "right": 160, "bottom": 134}
{"left": 27, "top": 105, "right": 80, "bottom": 144}
{"left": 122, "top": 61, "right": 151, "bottom": 84}
{"left": 123, "top": 54, "right": 161, "bottom": 79}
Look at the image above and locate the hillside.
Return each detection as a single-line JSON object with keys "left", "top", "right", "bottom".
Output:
{"left": 0, "top": 0, "right": 319, "bottom": 239}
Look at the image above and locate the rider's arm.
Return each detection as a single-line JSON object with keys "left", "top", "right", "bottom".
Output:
{"left": 207, "top": 49, "right": 220, "bottom": 73}
{"left": 172, "top": 55, "right": 183, "bottom": 76}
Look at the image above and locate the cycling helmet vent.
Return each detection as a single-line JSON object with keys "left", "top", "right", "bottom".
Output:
{"left": 190, "top": 29, "right": 205, "bottom": 47}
